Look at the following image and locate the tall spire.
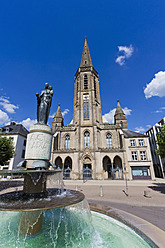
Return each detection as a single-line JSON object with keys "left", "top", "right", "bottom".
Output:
{"left": 80, "top": 36, "right": 93, "bottom": 67}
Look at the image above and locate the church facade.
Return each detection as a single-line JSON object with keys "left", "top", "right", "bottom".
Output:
{"left": 51, "top": 37, "right": 155, "bottom": 180}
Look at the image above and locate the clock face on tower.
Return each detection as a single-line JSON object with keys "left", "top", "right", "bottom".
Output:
{"left": 83, "top": 94, "right": 89, "bottom": 100}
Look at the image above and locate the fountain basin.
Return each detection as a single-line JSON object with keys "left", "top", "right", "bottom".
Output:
{"left": 0, "top": 199, "right": 155, "bottom": 248}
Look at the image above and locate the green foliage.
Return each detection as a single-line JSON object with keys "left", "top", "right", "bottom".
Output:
{"left": 0, "top": 136, "right": 15, "bottom": 166}
{"left": 156, "top": 124, "right": 165, "bottom": 158}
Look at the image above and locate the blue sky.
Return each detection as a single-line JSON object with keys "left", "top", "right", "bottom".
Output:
{"left": 0, "top": 0, "right": 165, "bottom": 132}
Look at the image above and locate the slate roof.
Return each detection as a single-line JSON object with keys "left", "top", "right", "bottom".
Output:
{"left": 0, "top": 122, "right": 29, "bottom": 137}
{"left": 122, "top": 129, "right": 146, "bottom": 138}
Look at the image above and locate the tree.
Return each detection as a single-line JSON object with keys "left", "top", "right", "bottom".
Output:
{"left": 156, "top": 124, "right": 165, "bottom": 158}
{"left": 0, "top": 136, "right": 15, "bottom": 166}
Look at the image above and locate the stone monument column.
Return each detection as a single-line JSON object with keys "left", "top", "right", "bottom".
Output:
{"left": 25, "top": 124, "right": 52, "bottom": 168}
{"left": 24, "top": 83, "right": 54, "bottom": 194}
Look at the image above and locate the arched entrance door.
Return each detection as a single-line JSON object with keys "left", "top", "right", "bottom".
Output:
{"left": 103, "top": 156, "right": 112, "bottom": 179}
{"left": 55, "top": 156, "right": 63, "bottom": 169}
{"left": 83, "top": 156, "right": 92, "bottom": 180}
{"left": 113, "top": 156, "right": 123, "bottom": 179}
{"left": 64, "top": 156, "right": 72, "bottom": 179}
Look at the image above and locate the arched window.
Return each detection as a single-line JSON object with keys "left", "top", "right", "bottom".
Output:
{"left": 120, "top": 121, "right": 123, "bottom": 127}
{"left": 65, "top": 135, "right": 70, "bottom": 149}
{"left": 106, "top": 133, "right": 112, "bottom": 148}
{"left": 55, "top": 156, "right": 63, "bottom": 169}
{"left": 84, "top": 131, "right": 90, "bottom": 148}
{"left": 84, "top": 75, "right": 88, "bottom": 89}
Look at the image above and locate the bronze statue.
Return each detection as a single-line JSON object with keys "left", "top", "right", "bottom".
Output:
{"left": 36, "top": 83, "right": 54, "bottom": 125}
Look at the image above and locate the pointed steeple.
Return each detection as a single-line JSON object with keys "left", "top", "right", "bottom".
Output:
{"left": 52, "top": 104, "right": 64, "bottom": 132}
{"left": 80, "top": 36, "right": 93, "bottom": 67}
{"left": 114, "top": 100, "right": 127, "bottom": 128}
{"left": 54, "top": 104, "right": 63, "bottom": 119}
{"left": 115, "top": 100, "right": 125, "bottom": 115}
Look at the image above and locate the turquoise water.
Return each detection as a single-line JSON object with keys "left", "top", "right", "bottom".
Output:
{"left": 91, "top": 211, "right": 153, "bottom": 248}
{"left": 0, "top": 200, "right": 153, "bottom": 248}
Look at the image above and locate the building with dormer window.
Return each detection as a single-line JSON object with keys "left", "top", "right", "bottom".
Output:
{"left": 0, "top": 122, "right": 29, "bottom": 170}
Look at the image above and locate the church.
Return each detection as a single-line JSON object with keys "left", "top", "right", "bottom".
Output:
{"left": 51, "top": 37, "right": 155, "bottom": 180}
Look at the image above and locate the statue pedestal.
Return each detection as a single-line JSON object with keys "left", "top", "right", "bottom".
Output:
{"left": 22, "top": 123, "right": 52, "bottom": 236}
{"left": 25, "top": 124, "right": 52, "bottom": 168}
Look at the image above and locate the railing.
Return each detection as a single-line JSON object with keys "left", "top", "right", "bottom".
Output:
{"left": 112, "top": 167, "right": 123, "bottom": 180}
{"left": 83, "top": 167, "right": 92, "bottom": 180}
{"left": 63, "top": 166, "right": 72, "bottom": 179}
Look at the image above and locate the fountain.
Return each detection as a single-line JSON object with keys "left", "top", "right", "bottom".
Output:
{"left": 0, "top": 84, "right": 155, "bottom": 247}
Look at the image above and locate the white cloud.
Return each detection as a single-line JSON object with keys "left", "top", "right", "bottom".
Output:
{"left": 135, "top": 126, "right": 145, "bottom": 132}
{"left": 103, "top": 108, "right": 116, "bottom": 123}
{"left": 62, "top": 109, "right": 69, "bottom": 117}
{"left": 144, "top": 71, "right": 165, "bottom": 99}
{"left": 116, "top": 44, "right": 134, "bottom": 66}
{"left": 0, "top": 110, "right": 10, "bottom": 125}
{"left": 123, "top": 107, "right": 132, "bottom": 116}
{"left": 115, "top": 56, "right": 125, "bottom": 66}
{"left": 19, "top": 118, "right": 37, "bottom": 130}
{"left": 146, "top": 125, "right": 151, "bottom": 129}
{"left": 152, "top": 110, "right": 162, "bottom": 113}
{"left": 118, "top": 45, "right": 134, "bottom": 58}
{"left": 0, "top": 96, "right": 19, "bottom": 113}
{"left": 49, "top": 113, "right": 55, "bottom": 118}
{"left": 103, "top": 107, "right": 132, "bottom": 124}
{"left": 69, "top": 119, "right": 73, "bottom": 125}
{"left": 160, "top": 107, "right": 165, "bottom": 110}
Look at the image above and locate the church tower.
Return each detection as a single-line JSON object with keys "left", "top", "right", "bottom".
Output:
{"left": 114, "top": 100, "right": 127, "bottom": 129}
{"left": 72, "top": 37, "right": 103, "bottom": 179}
{"left": 73, "top": 36, "right": 102, "bottom": 126}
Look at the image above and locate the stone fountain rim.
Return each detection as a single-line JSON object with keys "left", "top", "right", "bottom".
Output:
{"left": 0, "top": 169, "right": 62, "bottom": 176}
{"left": 0, "top": 189, "right": 85, "bottom": 211}
{"left": 89, "top": 203, "right": 159, "bottom": 248}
